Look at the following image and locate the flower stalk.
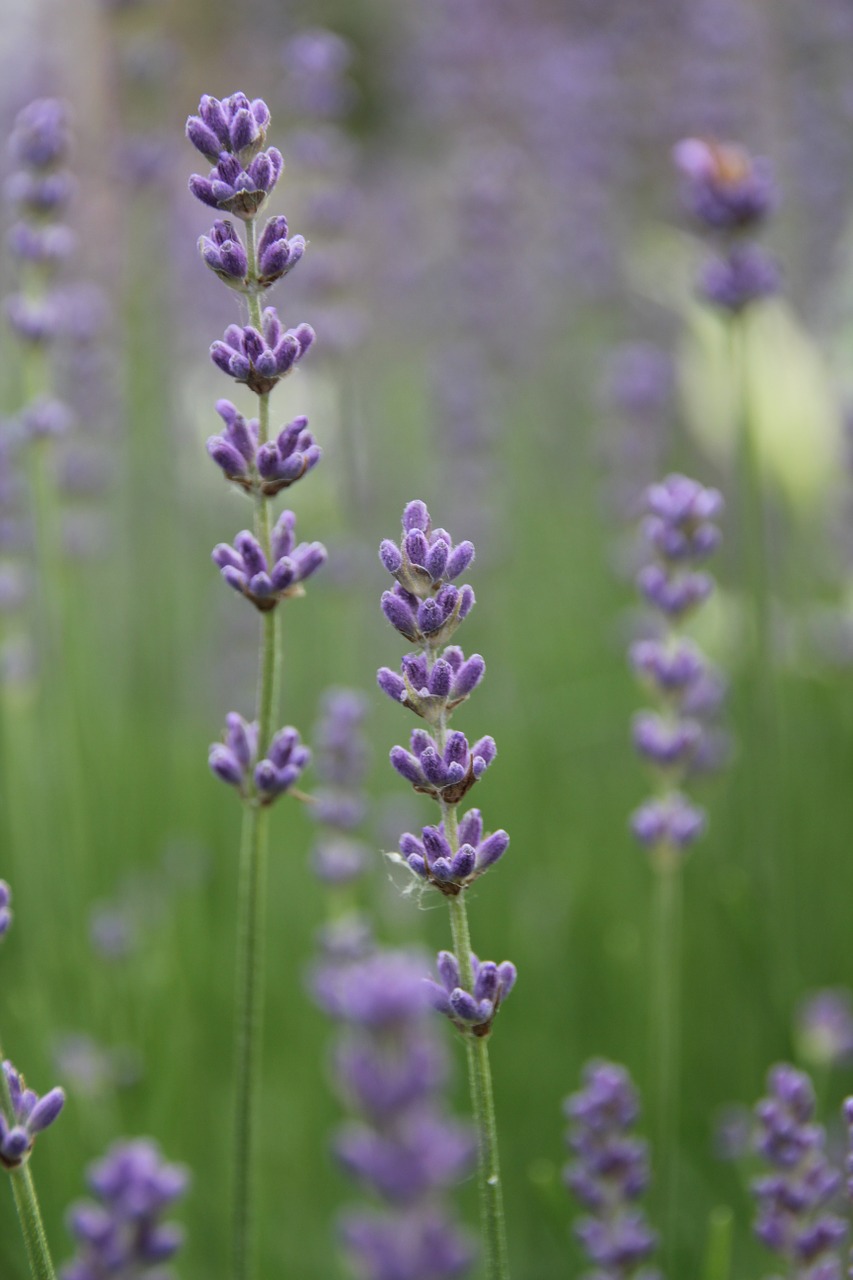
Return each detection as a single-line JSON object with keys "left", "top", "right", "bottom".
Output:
{"left": 186, "top": 92, "right": 324, "bottom": 1280}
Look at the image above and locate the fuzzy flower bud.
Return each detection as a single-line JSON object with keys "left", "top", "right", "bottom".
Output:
{"left": 390, "top": 728, "right": 496, "bottom": 805}
{"left": 210, "top": 308, "right": 314, "bottom": 394}
{"left": 212, "top": 509, "right": 326, "bottom": 611}
{"left": 208, "top": 712, "right": 310, "bottom": 804}
{"left": 425, "top": 951, "right": 516, "bottom": 1037}
{"left": 0, "top": 1061, "right": 64, "bottom": 1168}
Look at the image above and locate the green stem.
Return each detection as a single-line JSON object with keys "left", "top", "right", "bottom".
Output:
{"left": 446, "top": 892, "right": 510, "bottom": 1280}
{"left": 231, "top": 798, "right": 270, "bottom": 1280}
{"left": 701, "top": 1206, "right": 733, "bottom": 1280}
{"left": 231, "top": 214, "right": 279, "bottom": 1280}
{"left": 650, "top": 849, "right": 682, "bottom": 1267}
{"left": 0, "top": 1038, "right": 57, "bottom": 1280}
{"left": 8, "top": 1166, "right": 57, "bottom": 1280}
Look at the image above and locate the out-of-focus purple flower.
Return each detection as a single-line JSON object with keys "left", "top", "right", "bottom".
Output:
{"left": 642, "top": 475, "right": 723, "bottom": 561}
{"left": 0, "top": 879, "right": 11, "bottom": 938}
{"left": 206, "top": 399, "right": 321, "bottom": 496}
{"left": 396, "top": 809, "right": 508, "bottom": 894}
{"left": 673, "top": 138, "right": 776, "bottom": 231}
{"left": 210, "top": 309, "right": 315, "bottom": 394}
{"left": 5, "top": 293, "right": 63, "bottom": 344}
{"left": 8, "top": 221, "right": 75, "bottom": 264}
{"left": 699, "top": 243, "right": 781, "bottom": 312}
{"left": 281, "top": 29, "right": 356, "bottom": 121}
{"left": 212, "top": 509, "right": 326, "bottom": 611}
{"left": 630, "top": 793, "right": 706, "bottom": 852}
{"left": 564, "top": 1060, "right": 660, "bottom": 1280}
{"left": 425, "top": 950, "right": 516, "bottom": 1037}
{"left": 209, "top": 712, "right": 310, "bottom": 804}
{"left": 377, "top": 646, "right": 485, "bottom": 725}
{"left": 338, "top": 1206, "right": 475, "bottom": 1280}
{"left": 0, "top": 1061, "right": 64, "bottom": 1169}
{"left": 796, "top": 991, "right": 853, "bottom": 1070}
{"left": 313, "top": 948, "right": 475, "bottom": 1279}
{"left": 61, "top": 1138, "right": 188, "bottom": 1280}
{"left": 390, "top": 728, "right": 496, "bottom": 805}
{"left": 310, "top": 687, "right": 372, "bottom": 885}
{"left": 752, "top": 1064, "right": 846, "bottom": 1276}
{"left": 9, "top": 98, "right": 71, "bottom": 169}
{"left": 713, "top": 1103, "right": 753, "bottom": 1162}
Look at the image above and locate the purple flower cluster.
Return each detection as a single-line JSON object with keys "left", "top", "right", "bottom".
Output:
{"left": 630, "top": 475, "right": 726, "bottom": 862}
{"left": 310, "top": 688, "right": 371, "bottom": 885}
{"left": 209, "top": 712, "right": 310, "bottom": 804}
{"left": 564, "top": 1061, "right": 661, "bottom": 1280}
{"left": 397, "top": 810, "right": 508, "bottom": 895}
{"left": 426, "top": 951, "right": 516, "bottom": 1036}
{"left": 313, "top": 949, "right": 475, "bottom": 1280}
{"left": 751, "top": 1064, "right": 846, "bottom": 1278}
{"left": 61, "top": 1139, "right": 188, "bottom": 1280}
{"left": 673, "top": 137, "right": 780, "bottom": 313}
{"left": 207, "top": 400, "right": 320, "bottom": 497}
{"left": 0, "top": 1060, "right": 64, "bottom": 1169}
{"left": 187, "top": 93, "right": 283, "bottom": 220}
{"left": 200, "top": 215, "right": 305, "bottom": 292}
{"left": 210, "top": 309, "right": 314, "bottom": 396}
{"left": 0, "top": 880, "right": 11, "bottom": 937}
{"left": 212, "top": 511, "right": 326, "bottom": 612}
{"left": 380, "top": 502, "right": 476, "bottom": 648}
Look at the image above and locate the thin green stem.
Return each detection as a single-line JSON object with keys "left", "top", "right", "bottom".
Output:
{"left": 231, "top": 798, "right": 270, "bottom": 1280}
{"left": 8, "top": 1166, "right": 57, "bottom": 1280}
{"left": 701, "top": 1206, "right": 733, "bottom": 1280}
{"left": 230, "top": 214, "right": 279, "bottom": 1280}
{"left": 447, "top": 891, "right": 511, "bottom": 1280}
{"left": 650, "top": 850, "right": 682, "bottom": 1269}
{"left": 0, "top": 1037, "right": 57, "bottom": 1280}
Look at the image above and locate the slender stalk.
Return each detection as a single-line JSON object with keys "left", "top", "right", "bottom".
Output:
{"left": 230, "top": 215, "right": 279, "bottom": 1280}
{"left": 0, "top": 1038, "right": 57, "bottom": 1280}
{"left": 701, "top": 1206, "right": 733, "bottom": 1280}
{"left": 446, "top": 891, "right": 511, "bottom": 1280}
{"left": 649, "top": 847, "right": 682, "bottom": 1262}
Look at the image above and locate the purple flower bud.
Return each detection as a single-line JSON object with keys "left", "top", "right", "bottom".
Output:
{"left": 673, "top": 138, "right": 776, "bottom": 231}
{"left": 630, "top": 793, "right": 706, "bottom": 853}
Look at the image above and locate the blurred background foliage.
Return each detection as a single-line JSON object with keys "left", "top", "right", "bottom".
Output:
{"left": 3, "top": 0, "right": 853, "bottom": 1276}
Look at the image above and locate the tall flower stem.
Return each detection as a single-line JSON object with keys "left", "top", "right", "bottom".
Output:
{"left": 446, "top": 889, "right": 510, "bottom": 1280}
{"left": 649, "top": 848, "right": 682, "bottom": 1263}
{"left": 231, "top": 216, "right": 279, "bottom": 1280}
{"left": 0, "top": 1042, "right": 57, "bottom": 1280}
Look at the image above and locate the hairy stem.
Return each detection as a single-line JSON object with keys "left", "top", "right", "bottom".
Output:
{"left": 231, "top": 213, "right": 278, "bottom": 1280}
{"left": 447, "top": 890, "right": 511, "bottom": 1280}
{"left": 650, "top": 849, "right": 682, "bottom": 1266}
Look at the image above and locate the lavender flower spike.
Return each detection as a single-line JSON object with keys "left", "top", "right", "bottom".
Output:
{"left": 0, "top": 1061, "right": 64, "bottom": 1169}
{"left": 752, "top": 1065, "right": 846, "bottom": 1277}
{"left": 61, "top": 1138, "right": 189, "bottom": 1280}
{"left": 564, "top": 1060, "right": 660, "bottom": 1280}
{"left": 0, "top": 880, "right": 11, "bottom": 938}
{"left": 378, "top": 646, "right": 485, "bottom": 725}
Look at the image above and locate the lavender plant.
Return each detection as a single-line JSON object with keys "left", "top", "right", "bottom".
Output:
{"left": 752, "top": 1065, "right": 846, "bottom": 1279}
{"left": 564, "top": 1061, "right": 661, "bottom": 1280}
{"left": 186, "top": 91, "right": 325, "bottom": 1280}
{"left": 61, "top": 1139, "right": 188, "bottom": 1280}
{"left": 0, "top": 883, "right": 65, "bottom": 1280}
{"left": 630, "top": 473, "right": 724, "bottom": 1244}
{"left": 314, "top": 949, "right": 476, "bottom": 1280}
{"left": 378, "top": 500, "right": 515, "bottom": 1280}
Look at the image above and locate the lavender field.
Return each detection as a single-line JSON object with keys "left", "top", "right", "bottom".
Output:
{"left": 3, "top": 2, "right": 853, "bottom": 1279}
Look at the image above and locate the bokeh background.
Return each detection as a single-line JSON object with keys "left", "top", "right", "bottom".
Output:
{"left": 4, "top": 0, "right": 853, "bottom": 1276}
